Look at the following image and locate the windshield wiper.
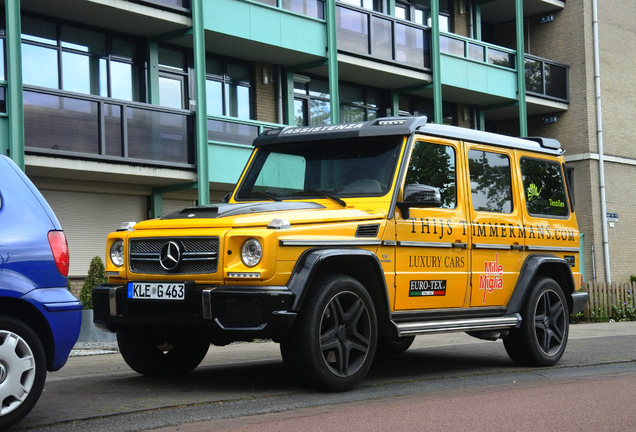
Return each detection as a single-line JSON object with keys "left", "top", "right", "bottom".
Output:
{"left": 306, "top": 190, "right": 347, "bottom": 207}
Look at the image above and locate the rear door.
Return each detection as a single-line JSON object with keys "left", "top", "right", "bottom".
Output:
{"left": 465, "top": 144, "right": 525, "bottom": 307}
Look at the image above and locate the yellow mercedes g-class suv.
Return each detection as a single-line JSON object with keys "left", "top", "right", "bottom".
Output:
{"left": 93, "top": 117, "right": 588, "bottom": 390}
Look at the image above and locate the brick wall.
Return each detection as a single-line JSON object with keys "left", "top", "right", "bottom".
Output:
{"left": 254, "top": 62, "right": 278, "bottom": 123}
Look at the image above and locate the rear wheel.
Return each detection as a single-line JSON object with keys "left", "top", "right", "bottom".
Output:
{"left": 117, "top": 326, "right": 210, "bottom": 376}
{"left": 280, "top": 274, "right": 377, "bottom": 391}
{"left": 0, "top": 316, "right": 47, "bottom": 430}
{"left": 504, "top": 277, "right": 569, "bottom": 366}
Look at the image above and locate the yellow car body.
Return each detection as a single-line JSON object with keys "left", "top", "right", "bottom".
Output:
{"left": 93, "top": 117, "right": 587, "bottom": 390}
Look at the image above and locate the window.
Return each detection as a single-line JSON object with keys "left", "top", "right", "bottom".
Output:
{"left": 398, "top": 96, "right": 456, "bottom": 125}
{"left": 468, "top": 149, "right": 512, "bottom": 213}
{"left": 236, "top": 136, "right": 402, "bottom": 200}
{"left": 340, "top": 84, "right": 385, "bottom": 123}
{"left": 294, "top": 76, "right": 330, "bottom": 126}
{"left": 282, "top": 0, "right": 325, "bottom": 19}
{"left": 159, "top": 46, "right": 188, "bottom": 109}
{"left": 405, "top": 141, "right": 456, "bottom": 209}
{"left": 21, "top": 16, "right": 141, "bottom": 101}
{"left": 341, "top": 0, "right": 387, "bottom": 13}
{"left": 206, "top": 58, "right": 252, "bottom": 119}
{"left": 521, "top": 158, "right": 569, "bottom": 217}
{"left": 396, "top": 0, "right": 451, "bottom": 31}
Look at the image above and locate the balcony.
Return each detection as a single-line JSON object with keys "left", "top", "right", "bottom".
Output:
{"left": 23, "top": 88, "right": 195, "bottom": 169}
{"left": 440, "top": 33, "right": 569, "bottom": 108}
{"left": 336, "top": 3, "right": 431, "bottom": 70}
{"left": 525, "top": 54, "right": 569, "bottom": 102}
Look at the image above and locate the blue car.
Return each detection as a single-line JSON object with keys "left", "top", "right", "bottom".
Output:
{"left": 0, "top": 155, "right": 82, "bottom": 429}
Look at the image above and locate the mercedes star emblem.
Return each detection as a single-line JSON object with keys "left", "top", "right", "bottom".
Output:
{"left": 159, "top": 241, "right": 182, "bottom": 272}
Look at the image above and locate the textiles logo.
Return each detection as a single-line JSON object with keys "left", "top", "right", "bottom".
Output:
{"left": 479, "top": 253, "right": 504, "bottom": 304}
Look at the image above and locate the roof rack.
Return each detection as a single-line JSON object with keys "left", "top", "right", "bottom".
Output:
{"left": 252, "top": 116, "right": 428, "bottom": 146}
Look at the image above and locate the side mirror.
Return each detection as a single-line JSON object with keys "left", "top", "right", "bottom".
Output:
{"left": 397, "top": 184, "right": 442, "bottom": 219}
{"left": 222, "top": 193, "right": 231, "bottom": 203}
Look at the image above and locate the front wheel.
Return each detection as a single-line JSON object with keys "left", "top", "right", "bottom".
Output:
{"left": 376, "top": 335, "right": 415, "bottom": 355}
{"left": 280, "top": 274, "right": 377, "bottom": 391}
{"left": 0, "top": 316, "right": 47, "bottom": 430}
{"left": 117, "top": 326, "right": 210, "bottom": 376}
{"left": 504, "top": 277, "right": 569, "bottom": 366}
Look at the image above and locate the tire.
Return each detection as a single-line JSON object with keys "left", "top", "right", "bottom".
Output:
{"left": 376, "top": 335, "right": 415, "bottom": 355}
{"left": 280, "top": 274, "right": 377, "bottom": 391}
{"left": 504, "top": 277, "right": 569, "bottom": 366}
{"left": 0, "top": 316, "right": 47, "bottom": 430}
{"left": 117, "top": 326, "right": 210, "bottom": 376}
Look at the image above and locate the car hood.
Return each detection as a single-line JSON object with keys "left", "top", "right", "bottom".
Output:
{"left": 134, "top": 201, "right": 385, "bottom": 230}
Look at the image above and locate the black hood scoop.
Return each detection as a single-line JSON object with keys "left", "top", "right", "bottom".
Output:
{"left": 162, "top": 201, "right": 325, "bottom": 220}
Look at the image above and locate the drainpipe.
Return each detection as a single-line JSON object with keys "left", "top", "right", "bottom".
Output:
{"left": 592, "top": 0, "right": 611, "bottom": 282}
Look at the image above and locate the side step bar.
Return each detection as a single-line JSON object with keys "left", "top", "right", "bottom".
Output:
{"left": 396, "top": 313, "right": 521, "bottom": 336}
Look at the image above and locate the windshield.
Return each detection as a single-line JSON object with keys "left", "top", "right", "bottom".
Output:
{"left": 235, "top": 136, "right": 403, "bottom": 201}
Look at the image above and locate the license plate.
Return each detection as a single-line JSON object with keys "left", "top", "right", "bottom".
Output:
{"left": 128, "top": 282, "right": 185, "bottom": 300}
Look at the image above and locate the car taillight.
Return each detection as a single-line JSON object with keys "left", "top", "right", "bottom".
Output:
{"left": 48, "top": 231, "right": 70, "bottom": 277}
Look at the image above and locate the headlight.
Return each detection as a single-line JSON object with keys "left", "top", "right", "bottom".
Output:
{"left": 110, "top": 240, "right": 125, "bottom": 267}
{"left": 241, "top": 238, "right": 262, "bottom": 267}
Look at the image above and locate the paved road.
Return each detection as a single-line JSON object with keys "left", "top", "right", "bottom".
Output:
{"left": 12, "top": 322, "right": 636, "bottom": 432}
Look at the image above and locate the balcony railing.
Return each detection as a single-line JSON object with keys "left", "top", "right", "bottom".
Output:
{"left": 525, "top": 54, "right": 569, "bottom": 102}
{"left": 131, "top": 0, "right": 191, "bottom": 13}
{"left": 336, "top": 3, "right": 431, "bottom": 70}
{"left": 440, "top": 32, "right": 516, "bottom": 69}
{"left": 251, "top": 0, "right": 325, "bottom": 19}
{"left": 207, "top": 115, "right": 279, "bottom": 146}
{"left": 23, "top": 89, "right": 195, "bottom": 168}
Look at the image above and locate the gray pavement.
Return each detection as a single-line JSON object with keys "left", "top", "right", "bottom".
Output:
{"left": 13, "top": 321, "right": 636, "bottom": 431}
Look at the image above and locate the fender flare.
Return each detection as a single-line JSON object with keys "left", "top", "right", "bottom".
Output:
{"left": 286, "top": 248, "right": 393, "bottom": 325}
{"left": 506, "top": 253, "right": 576, "bottom": 314}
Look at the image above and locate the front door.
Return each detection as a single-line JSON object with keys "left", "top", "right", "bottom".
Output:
{"left": 394, "top": 138, "right": 470, "bottom": 310}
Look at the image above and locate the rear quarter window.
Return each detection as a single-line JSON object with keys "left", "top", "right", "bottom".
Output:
{"left": 520, "top": 157, "right": 569, "bottom": 218}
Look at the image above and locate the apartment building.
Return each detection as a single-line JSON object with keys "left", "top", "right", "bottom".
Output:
{"left": 0, "top": 0, "right": 633, "bottom": 282}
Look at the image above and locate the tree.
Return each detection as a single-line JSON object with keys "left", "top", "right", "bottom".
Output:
{"left": 79, "top": 256, "right": 107, "bottom": 309}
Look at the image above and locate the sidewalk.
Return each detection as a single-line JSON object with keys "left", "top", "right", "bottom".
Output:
{"left": 69, "top": 320, "right": 636, "bottom": 357}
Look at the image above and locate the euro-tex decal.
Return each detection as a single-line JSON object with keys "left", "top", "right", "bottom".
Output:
{"left": 479, "top": 253, "right": 504, "bottom": 304}
{"left": 409, "top": 280, "right": 447, "bottom": 297}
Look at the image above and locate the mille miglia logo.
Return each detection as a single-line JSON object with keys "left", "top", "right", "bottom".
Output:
{"left": 479, "top": 253, "right": 504, "bottom": 304}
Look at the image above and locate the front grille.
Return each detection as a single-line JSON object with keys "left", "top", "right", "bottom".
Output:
{"left": 129, "top": 237, "right": 219, "bottom": 275}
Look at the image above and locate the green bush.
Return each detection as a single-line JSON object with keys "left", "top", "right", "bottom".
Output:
{"left": 79, "top": 256, "right": 107, "bottom": 309}
{"left": 631, "top": 275, "right": 636, "bottom": 284}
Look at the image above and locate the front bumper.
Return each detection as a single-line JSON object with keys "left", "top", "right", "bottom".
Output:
{"left": 92, "top": 284, "right": 296, "bottom": 342}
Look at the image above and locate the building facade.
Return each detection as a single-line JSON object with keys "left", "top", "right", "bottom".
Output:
{"left": 0, "top": 0, "right": 633, "bottom": 282}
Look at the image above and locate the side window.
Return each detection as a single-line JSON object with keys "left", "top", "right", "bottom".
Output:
{"left": 520, "top": 158, "right": 569, "bottom": 217}
{"left": 405, "top": 141, "right": 456, "bottom": 209}
{"left": 468, "top": 149, "right": 512, "bottom": 213}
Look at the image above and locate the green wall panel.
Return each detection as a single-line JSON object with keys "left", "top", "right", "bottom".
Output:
{"left": 208, "top": 143, "right": 252, "bottom": 185}
{"left": 441, "top": 55, "right": 517, "bottom": 99}
{"left": 203, "top": 0, "right": 326, "bottom": 57}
